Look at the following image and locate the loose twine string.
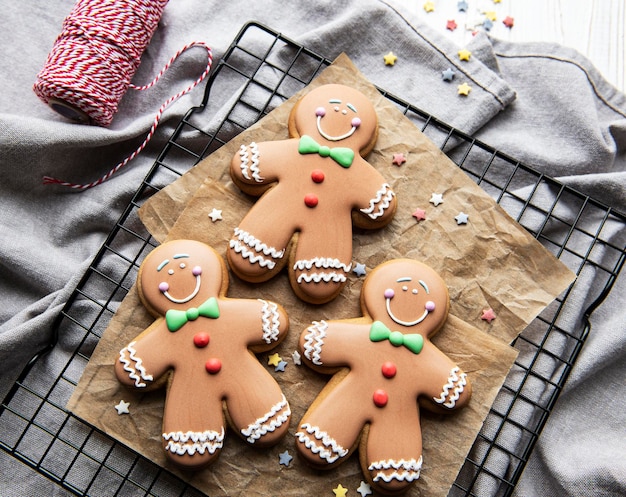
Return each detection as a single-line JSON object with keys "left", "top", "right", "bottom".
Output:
{"left": 33, "top": 0, "right": 213, "bottom": 190}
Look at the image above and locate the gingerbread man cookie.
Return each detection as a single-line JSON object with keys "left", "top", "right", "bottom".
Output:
{"left": 228, "top": 83, "right": 397, "bottom": 304}
{"left": 114, "top": 240, "right": 291, "bottom": 469}
{"left": 295, "top": 259, "right": 471, "bottom": 495}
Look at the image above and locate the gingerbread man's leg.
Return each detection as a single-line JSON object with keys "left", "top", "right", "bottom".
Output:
{"left": 363, "top": 409, "right": 424, "bottom": 494}
{"left": 161, "top": 375, "right": 225, "bottom": 469}
{"left": 226, "top": 360, "right": 291, "bottom": 447}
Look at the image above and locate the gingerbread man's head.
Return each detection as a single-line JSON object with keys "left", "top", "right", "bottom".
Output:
{"left": 138, "top": 239, "right": 226, "bottom": 317}
{"left": 361, "top": 259, "right": 450, "bottom": 339}
{"left": 288, "top": 83, "right": 379, "bottom": 156}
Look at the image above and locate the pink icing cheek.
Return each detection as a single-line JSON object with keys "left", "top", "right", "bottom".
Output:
{"left": 192, "top": 265, "right": 202, "bottom": 276}
{"left": 351, "top": 117, "right": 361, "bottom": 128}
{"left": 315, "top": 107, "right": 326, "bottom": 117}
{"left": 384, "top": 288, "right": 395, "bottom": 299}
{"left": 425, "top": 301, "right": 436, "bottom": 312}
{"left": 158, "top": 282, "right": 169, "bottom": 293}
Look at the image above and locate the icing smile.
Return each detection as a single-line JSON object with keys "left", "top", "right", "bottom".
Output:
{"left": 384, "top": 277, "right": 435, "bottom": 327}
{"left": 157, "top": 254, "right": 203, "bottom": 304}
{"left": 315, "top": 100, "right": 361, "bottom": 141}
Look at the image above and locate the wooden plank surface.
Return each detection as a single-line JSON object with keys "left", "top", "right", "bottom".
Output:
{"left": 418, "top": 0, "right": 625, "bottom": 92}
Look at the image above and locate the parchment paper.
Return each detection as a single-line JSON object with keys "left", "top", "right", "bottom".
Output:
{"left": 68, "top": 55, "right": 575, "bottom": 497}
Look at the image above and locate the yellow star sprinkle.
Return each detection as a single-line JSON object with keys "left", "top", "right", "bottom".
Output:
{"left": 383, "top": 51, "right": 398, "bottom": 66}
{"left": 333, "top": 484, "right": 348, "bottom": 497}
{"left": 457, "top": 82, "right": 472, "bottom": 96}
{"left": 458, "top": 48, "right": 472, "bottom": 61}
{"left": 267, "top": 353, "right": 282, "bottom": 367}
{"left": 493, "top": 0, "right": 501, "bottom": 3}
{"left": 423, "top": 1, "right": 435, "bottom": 12}
{"left": 484, "top": 11, "right": 497, "bottom": 21}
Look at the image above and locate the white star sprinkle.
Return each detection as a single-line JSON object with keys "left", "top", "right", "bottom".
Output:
{"left": 114, "top": 400, "right": 130, "bottom": 415}
{"left": 429, "top": 193, "right": 444, "bottom": 206}
{"left": 292, "top": 350, "right": 302, "bottom": 366}
{"left": 455, "top": 212, "right": 469, "bottom": 224}
{"left": 208, "top": 208, "right": 223, "bottom": 222}
{"left": 357, "top": 480, "right": 373, "bottom": 496}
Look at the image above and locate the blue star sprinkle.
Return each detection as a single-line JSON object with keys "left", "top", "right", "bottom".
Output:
{"left": 442, "top": 67, "right": 456, "bottom": 81}
{"left": 279, "top": 450, "right": 293, "bottom": 467}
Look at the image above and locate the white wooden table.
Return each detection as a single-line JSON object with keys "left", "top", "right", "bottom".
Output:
{"left": 418, "top": 0, "right": 625, "bottom": 93}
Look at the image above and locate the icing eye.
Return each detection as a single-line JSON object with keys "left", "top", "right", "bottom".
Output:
{"left": 192, "top": 266, "right": 202, "bottom": 276}
{"left": 168, "top": 269, "right": 174, "bottom": 275}
{"left": 402, "top": 286, "right": 408, "bottom": 292}
{"left": 384, "top": 288, "right": 395, "bottom": 299}
{"left": 334, "top": 106, "right": 340, "bottom": 112}
{"left": 412, "top": 289, "right": 418, "bottom": 294}
{"left": 159, "top": 282, "right": 169, "bottom": 293}
{"left": 342, "top": 109, "right": 347, "bottom": 115}
{"left": 351, "top": 117, "right": 361, "bottom": 128}
{"left": 425, "top": 301, "right": 436, "bottom": 312}
{"left": 315, "top": 107, "right": 326, "bottom": 117}
{"left": 179, "top": 263, "right": 186, "bottom": 269}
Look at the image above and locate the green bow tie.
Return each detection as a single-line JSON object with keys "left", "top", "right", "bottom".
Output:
{"left": 298, "top": 135, "right": 355, "bottom": 168}
{"left": 165, "top": 297, "right": 220, "bottom": 332}
{"left": 369, "top": 321, "right": 424, "bottom": 354}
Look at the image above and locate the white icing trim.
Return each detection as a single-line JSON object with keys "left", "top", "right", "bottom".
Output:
{"left": 230, "top": 227, "right": 285, "bottom": 269}
{"left": 119, "top": 341, "right": 153, "bottom": 388}
{"left": 240, "top": 394, "right": 290, "bottom": 443}
{"left": 296, "top": 272, "right": 347, "bottom": 284}
{"left": 303, "top": 320, "right": 327, "bottom": 365}
{"left": 293, "top": 257, "right": 352, "bottom": 272}
{"left": 259, "top": 299, "right": 281, "bottom": 344}
{"left": 368, "top": 456, "right": 423, "bottom": 483}
{"left": 360, "top": 183, "right": 395, "bottom": 220}
{"left": 295, "top": 423, "right": 349, "bottom": 463}
{"left": 433, "top": 366, "right": 467, "bottom": 408}
{"left": 238, "top": 142, "right": 263, "bottom": 182}
{"left": 163, "top": 428, "right": 224, "bottom": 456}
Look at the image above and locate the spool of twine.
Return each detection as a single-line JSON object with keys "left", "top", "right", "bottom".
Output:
{"left": 33, "top": 0, "right": 213, "bottom": 189}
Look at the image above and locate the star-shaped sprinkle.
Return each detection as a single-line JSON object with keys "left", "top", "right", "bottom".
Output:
{"left": 493, "top": 0, "right": 502, "bottom": 4}
{"left": 392, "top": 153, "right": 406, "bottom": 166}
{"left": 458, "top": 48, "right": 472, "bottom": 61}
{"left": 333, "top": 484, "right": 348, "bottom": 497}
{"left": 292, "top": 350, "right": 302, "bottom": 365}
{"left": 481, "top": 308, "right": 497, "bottom": 323}
{"left": 412, "top": 208, "right": 426, "bottom": 222}
{"left": 357, "top": 481, "right": 373, "bottom": 496}
{"left": 446, "top": 19, "right": 458, "bottom": 31}
{"left": 208, "top": 208, "right": 223, "bottom": 222}
{"left": 423, "top": 1, "right": 435, "bottom": 12}
{"left": 484, "top": 11, "right": 497, "bottom": 21}
{"left": 268, "top": 353, "right": 282, "bottom": 367}
{"left": 455, "top": 212, "right": 469, "bottom": 224}
{"left": 279, "top": 450, "right": 293, "bottom": 466}
{"left": 457, "top": 82, "right": 472, "bottom": 96}
{"left": 503, "top": 16, "right": 515, "bottom": 28}
{"left": 429, "top": 193, "right": 444, "bottom": 206}
{"left": 353, "top": 262, "right": 367, "bottom": 277}
{"left": 442, "top": 67, "right": 456, "bottom": 82}
{"left": 384, "top": 51, "right": 398, "bottom": 66}
{"left": 275, "top": 360, "right": 288, "bottom": 372}
{"left": 457, "top": 0, "right": 469, "bottom": 11}
{"left": 115, "top": 400, "right": 130, "bottom": 415}
{"left": 483, "top": 18, "right": 494, "bottom": 31}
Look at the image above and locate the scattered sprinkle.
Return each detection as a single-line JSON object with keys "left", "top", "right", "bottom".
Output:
{"left": 429, "top": 193, "right": 444, "bottom": 206}
{"left": 423, "top": 1, "right": 435, "bottom": 13}
{"left": 208, "top": 208, "right": 223, "bottom": 222}
{"left": 442, "top": 68, "right": 456, "bottom": 82}
{"left": 292, "top": 350, "right": 302, "bottom": 365}
{"left": 115, "top": 400, "right": 130, "bottom": 415}
{"left": 457, "top": 0, "right": 469, "bottom": 12}
{"left": 279, "top": 450, "right": 293, "bottom": 466}
{"left": 457, "top": 82, "right": 472, "bottom": 96}
{"left": 483, "top": 18, "right": 494, "bottom": 31}
{"left": 446, "top": 19, "right": 458, "bottom": 31}
{"left": 383, "top": 51, "right": 398, "bottom": 66}
{"left": 353, "top": 262, "right": 367, "bottom": 277}
{"left": 455, "top": 212, "right": 469, "bottom": 224}
{"left": 333, "top": 484, "right": 349, "bottom": 497}
{"left": 392, "top": 153, "right": 406, "bottom": 166}
{"left": 275, "top": 360, "right": 288, "bottom": 372}
{"left": 503, "top": 16, "right": 515, "bottom": 28}
{"left": 412, "top": 208, "right": 426, "bottom": 222}
{"left": 493, "top": 0, "right": 502, "bottom": 4}
{"left": 458, "top": 48, "right": 472, "bottom": 61}
{"left": 357, "top": 481, "right": 373, "bottom": 496}
{"left": 268, "top": 353, "right": 282, "bottom": 367}
{"left": 484, "top": 11, "right": 497, "bottom": 21}
{"left": 481, "top": 308, "right": 497, "bottom": 323}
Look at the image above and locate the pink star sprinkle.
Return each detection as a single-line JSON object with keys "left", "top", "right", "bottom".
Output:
{"left": 392, "top": 153, "right": 406, "bottom": 166}
{"left": 412, "top": 208, "right": 426, "bottom": 222}
{"left": 503, "top": 16, "right": 515, "bottom": 28}
{"left": 481, "top": 308, "right": 497, "bottom": 323}
{"left": 446, "top": 19, "right": 458, "bottom": 31}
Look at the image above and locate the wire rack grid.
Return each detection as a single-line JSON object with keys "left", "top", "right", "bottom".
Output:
{"left": 1, "top": 22, "right": 624, "bottom": 497}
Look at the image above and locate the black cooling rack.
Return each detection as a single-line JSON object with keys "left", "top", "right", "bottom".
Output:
{"left": 1, "top": 22, "right": 624, "bottom": 497}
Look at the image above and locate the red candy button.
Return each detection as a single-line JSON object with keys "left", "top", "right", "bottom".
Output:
{"left": 304, "top": 193, "right": 319, "bottom": 208}
{"left": 205, "top": 358, "right": 222, "bottom": 374}
{"left": 311, "top": 169, "right": 325, "bottom": 183}
{"left": 193, "top": 332, "right": 210, "bottom": 348}
{"left": 381, "top": 361, "right": 397, "bottom": 378}
{"left": 373, "top": 389, "right": 388, "bottom": 408}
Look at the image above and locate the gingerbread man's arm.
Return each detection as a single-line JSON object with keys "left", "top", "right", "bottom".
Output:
{"left": 115, "top": 320, "right": 173, "bottom": 390}
{"left": 351, "top": 161, "right": 397, "bottom": 229}
{"left": 299, "top": 319, "right": 368, "bottom": 373}
{"left": 420, "top": 345, "right": 472, "bottom": 412}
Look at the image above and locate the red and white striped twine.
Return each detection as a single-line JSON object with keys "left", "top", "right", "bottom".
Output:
{"left": 33, "top": 0, "right": 213, "bottom": 190}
